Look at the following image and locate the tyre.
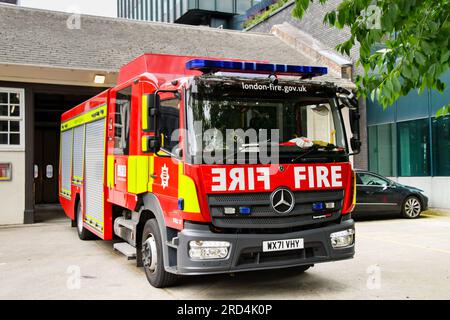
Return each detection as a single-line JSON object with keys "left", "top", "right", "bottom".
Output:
{"left": 402, "top": 196, "right": 422, "bottom": 219}
{"left": 141, "top": 219, "right": 178, "bottom": 288}
{"left": 76, "top": 201, "right": 96, "bottom": 240}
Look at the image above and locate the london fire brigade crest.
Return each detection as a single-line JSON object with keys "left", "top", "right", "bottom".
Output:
{"left": 161, "top": 164, "right": 170, "bottom": 189}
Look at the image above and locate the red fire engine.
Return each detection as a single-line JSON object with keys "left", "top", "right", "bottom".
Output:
{"left": 59, "top": 53, "right": 360, "bottom": 288}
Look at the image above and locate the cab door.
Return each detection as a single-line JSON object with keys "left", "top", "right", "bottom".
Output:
{"left": 108, "top": 83, "right": 140, "bottom": 199}
{"left": 150, "top": 94, "right": 183, "bottom": 229}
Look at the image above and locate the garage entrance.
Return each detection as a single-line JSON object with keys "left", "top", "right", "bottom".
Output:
{"left": 33, "top": 92, "right": 100, "bottom": 222}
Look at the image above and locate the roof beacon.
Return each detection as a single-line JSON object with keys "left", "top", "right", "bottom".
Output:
{"left": 186, "top": 59, "right": 328, "bottom": 78}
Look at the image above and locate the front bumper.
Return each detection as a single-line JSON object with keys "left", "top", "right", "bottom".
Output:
{"left": 174, "top": 218, "right": 355, "bottom": 275}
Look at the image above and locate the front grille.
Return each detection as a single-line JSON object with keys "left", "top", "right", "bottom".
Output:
{"left": 208, "top": 190, "right": 343, "bottom": 229}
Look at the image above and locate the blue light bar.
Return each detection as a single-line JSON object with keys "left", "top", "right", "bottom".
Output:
{"left": 239, "top": 207, "right": 251, "bottom": 215}
{"left": 186, "top": 59, "right": 327, "bottom": 77}
{"left": 312, "top": 202, "right": 325, "bottom": 211}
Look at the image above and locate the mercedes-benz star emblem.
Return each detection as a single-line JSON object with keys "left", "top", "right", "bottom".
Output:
{"left": 270, "top": 188, "right": 295, "bottom": 214}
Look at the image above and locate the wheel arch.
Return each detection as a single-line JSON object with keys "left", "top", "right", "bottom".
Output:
{"left": 135, "top": 193, "right": 170, "bottom": 269}
{"left": 404, "top": 193, "right": 424, "bottom": 208}
{"left": 72, "top": 193, "right": 81, "bottom": 227}
{"left": 401, "top": 193, "right": 423, "bottom": 218}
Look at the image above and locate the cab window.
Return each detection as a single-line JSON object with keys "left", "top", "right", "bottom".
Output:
{"left": 159, "top": 97, "right": 180, "bottom": 153}
{"left": 114, "top": 87, "right": 131, "bottom": 155}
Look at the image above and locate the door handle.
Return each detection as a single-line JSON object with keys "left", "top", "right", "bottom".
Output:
{"left": 45, "top": 164, "right": 54, "bottom": 179}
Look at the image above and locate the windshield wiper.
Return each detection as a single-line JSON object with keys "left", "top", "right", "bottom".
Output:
{"left": 289, "top": 142, "right": 346, "bottom": 162}
{"left": 290, "top": 146, "right": 320, "bottom": 163}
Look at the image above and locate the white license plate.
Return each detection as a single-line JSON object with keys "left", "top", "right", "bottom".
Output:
{"left": 262, "top": 238, "right": 304, "bottom": 252}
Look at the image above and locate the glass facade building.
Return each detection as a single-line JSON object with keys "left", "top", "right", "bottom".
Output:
{"left": 117, "top": 0, "right": 263, "bottom": 29}
{"left": 367, "top": 70, "right": 450, "bottom": 177}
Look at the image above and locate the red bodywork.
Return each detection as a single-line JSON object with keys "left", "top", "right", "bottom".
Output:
{"left": 59, "top": 53, "right": 355, "bottom": 241}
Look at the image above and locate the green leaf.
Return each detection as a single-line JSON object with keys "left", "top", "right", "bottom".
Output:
{"left": 421, "top": 41, "right": 432, "bottom": 56}
{"left": 392, "top": 76, "right": 401, "bottom": 93}
{"left": 441, "top": 50, "right": 450, "bottom": 64}
{"left": 415, "top": 52, "right": 426, "bottom": 66}
{"left": 291, "top": 0, "right": 450, "bottom": 109}
{"left": 436, "top": 104, "right": 450, "bottom": 118}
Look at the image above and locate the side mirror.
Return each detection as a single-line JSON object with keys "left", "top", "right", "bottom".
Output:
{"left": 349, "top": 108, "right": 361, "bottom": 154}
{"left": 349, "top": 109, "right": 360, "bottom": 134}
{"left": 142, "top": 93, "right": 161, "bottom": 153}
{"left": 147, "top": 93, "right": 160, "bottom": 132}
{"left": 350, "top": 137, "right": 361, "bottom": 154}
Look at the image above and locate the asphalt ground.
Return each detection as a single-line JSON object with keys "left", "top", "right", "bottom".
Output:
{"left": 1, "top": 211, "right": 449, "bottom": 299}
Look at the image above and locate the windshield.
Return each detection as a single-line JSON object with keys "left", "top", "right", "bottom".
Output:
{"left": 186, "top": 78, "right": 347, "bottom": 164}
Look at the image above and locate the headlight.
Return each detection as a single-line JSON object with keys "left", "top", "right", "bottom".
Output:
{"left": 330, "top": 229, "right": 355, "bottom": 248}
{"left": 189, "top": 241, "right": 231, "bottom": 260}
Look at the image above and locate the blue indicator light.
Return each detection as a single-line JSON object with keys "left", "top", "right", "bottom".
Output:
{"left": 186, "top": 59, "right": 327, "bottom": 77}
{"left": 239, "top": 207, "right": 251, "bottom": 215}
{"left": 178, "top": 198, "right": 184, "bottom": 210}
{"left": 312, "top": 202, "right": 325, "bottom": 211}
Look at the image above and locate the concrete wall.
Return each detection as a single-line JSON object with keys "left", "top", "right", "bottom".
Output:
{"left": 389, "top": 176, "right": 450, "bottom": 209}
{"left": 0, "top": 151, "right": 25, "bottom": 224}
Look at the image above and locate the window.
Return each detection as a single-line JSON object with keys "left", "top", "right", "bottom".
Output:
{"left": 151, "top": 0, "right": 157, "bottom": 20}
{"left": 236, "top": 0, "right": 252, "bottom": 13}
{"left": 368, "top": 123, "right": 397, "bottom": 176}
{"left": 159, "top": 97, "right": 180, "bottom": 152}
{"left": 432, "top": 116, "right": 450, "bottom": 176}
{"left": 217, "top": 0, "right": 233, "bottom": 12}
{"left": 357, "top": 172, "right": 389, "bottom": 187}
{"left": 169, "top": 0, "right": 174, "bottom": 22}
{"left": 398, "top": 118, "right": 430, "bottom": 176}
{"left": 114, "top": 87, "right": 132, "bottom": 155}
{"left": 199, "top": 0, "right": 214, "bottom": 10}
{"left": 188, "top": 0, "right": 197, "bottom": 10}
{"left": 0, "top": 88, "right": 24, "bottom": 150}
{"left": 162, "top": 0, "right": 168, "bottom": 21}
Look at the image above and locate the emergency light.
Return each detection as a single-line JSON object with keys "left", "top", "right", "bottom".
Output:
{"left": 186, "top": 59, "right": 327, "bottom": 77}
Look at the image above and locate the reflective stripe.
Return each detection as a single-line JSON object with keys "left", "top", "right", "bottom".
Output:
{"left": 61, "top": 104, "right": 107, "bottom": 132}
{"left": 148, "top": 156, "right": 155, "bottom": 192}
{"left": 142, "top": 136, "right": 148, "bottom": 152}
{"left": 72, "top": 125, "right": 85, "bottom": 184}
{"left": 142, "top": 95, "right": 149, "bottom": 130}
{"left": 60, "top": 129, "right": 73, "bottom": 199}
{"left": 127, "top": 155, "right": 149, "bottom": 194}
{"left": 107, "top": 155, "right": 115, "bottom": 188}
{"left": 178, "top": 162, "right": 200, "bottom": 213}
{"left": 352, "top": 172, "right": 357, "bottom": 206}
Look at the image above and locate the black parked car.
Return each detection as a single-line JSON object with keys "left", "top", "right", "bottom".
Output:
{"left": 353, "top": 170, "right": 428, "bottom": 219}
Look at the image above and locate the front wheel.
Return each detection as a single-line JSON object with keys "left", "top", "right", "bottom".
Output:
{"left": 402, "top": 196, "right": 422, "bottom": 219}
{"left": 141, "top": 219, "right": 178, "bottom": 288}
